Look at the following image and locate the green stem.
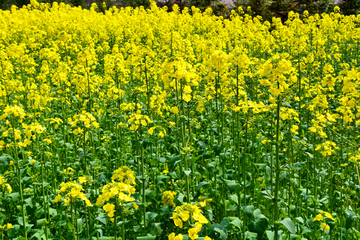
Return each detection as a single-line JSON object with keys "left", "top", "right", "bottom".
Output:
{"left": 140, "top": 125, "right": 146, "bottom": 228}
{"left": 274, "top": 97, "right": 281, "bottom": 240}
{"left": 114, "top": 198, "right": 117, "bottom": 240}
{"left": 11, "top": 116, "right": 27, "bottom": 240}
{"left": 121, "top": 208, "right": 125, "bottom": 240}
{"left": 71, "top": 203, "right": 76, "bottom": 240}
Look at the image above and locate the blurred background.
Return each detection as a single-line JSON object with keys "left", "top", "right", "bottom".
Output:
{"left": 1, "top": 0, "right": 359, "bottom": 22}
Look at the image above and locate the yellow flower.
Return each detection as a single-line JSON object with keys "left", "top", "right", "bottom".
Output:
{"left": 103, "top": 203, "right": 115, "bottom": 218}
{"left": 320, "top": 222, "right": 330, "bottom": 234}
{"left": 30, "top": 159, "right": 36, "bottom": 164}
{"left": 168, "top": 233, "right": 176, "bottom": 240}
{"left": 290, "top": 125, "right": 298, "bottom": 134}
{"left": 195, "top": 222, "right": 202, "bottom": 231}
{"left": 133, "top": 202, "right": 139, "bottom": 210}
{"left": 179, "top": 210, "right": 190, "bottom": 221}
{"left": 174, "top": 217, "right": 183, "bottom": 228}
{"left": 204, "top": 237, "right": 212, "bottom": 240}
{"left": 0, "top": 175, "right": 12, "bottom": 194}
{"left": 78, "top": 176, "right": 87, "bottom": 184}
{"left": 324, "top": 212, "right": 335, "bottom": 221}
{"left": 171, "top": 106, "right": 179, "bottom": 114}
{"left": 148, "top": 127, "right": 155, "bottom": 135}
{"left": 183, "top": 94, "right": 192, "bottom": 102}
{"left": 168, "top": 233, "right": 183, "bottom": 240}
{"left": 6, "top": 223, "right": 14, "bottom": 230}
{"left": 162, "top": 191, "right": 176, "bottom": 207}
{"left": 313, "top": 214, "right": 324, "bottom": 221}
{"left": 54, "top": 194, "right": 62, "bottom": 203}
{"left": 188, "top": 227, "right": 199, "bottom": 240}
{"left": 193, "top": 212, "right": 208, "bottom": 224}
{"left": 73, "top": 128, "right": 84, "bottom": 135}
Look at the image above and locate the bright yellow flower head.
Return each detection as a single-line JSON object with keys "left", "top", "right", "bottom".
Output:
{"left": 313, "top": 214, "right": 324, "bottom": 221}
{"left": 320, "top": 222, "right": 330, "bottom": 234}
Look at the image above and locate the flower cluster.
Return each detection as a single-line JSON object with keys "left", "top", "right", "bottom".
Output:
{"left": 54, "top": 181, "right": 92, "bottom": 207}
{"left": 162, "top": 191, "right": 176, "bottom": 207}
{"left": 69, "top": 111, "right": 99, "bottom": 135}
{"left": 0, "top": 105, "right": 26, "bottom": 122}
{"left": 96, "top": 166, "right": 137, "bottom": 220}
{"left": 313, "top": 210, "right": 335, "bottom": 234}
{"left": 0, "top": 175, "right": 12, "bottom": 194}
{"left": 0, "top": 223, "right": 13, "bottom": 232}
{"left": 169, "top": 202, "right": 210, "bottom": 240}
{"left": 127, "top": 111, "right": 153, "bottom": 131}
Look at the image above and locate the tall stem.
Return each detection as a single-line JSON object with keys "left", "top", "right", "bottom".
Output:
{"left": 12, "top": 116, "right": 27, "bottom": 240}
{"left": 140, "top": 125, "right": 146, "bottom": 228}
{"left": 274, "top": 97, "right": 281, "bottom": 240}
{"left": 70, "top": 203, "right": 76, "bottom": 240}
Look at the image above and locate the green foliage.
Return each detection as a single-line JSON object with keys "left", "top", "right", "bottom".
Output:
{"left": 233, "top": 0, "right": 275, "bottom": 21}
{"left": 13, "top": 0, "right": 31, "bottom": 7}
{"left": 338, "top": 0, "right": 360, "bottom": 15}
{"left": 233, "top": 0, "right": 337, "bottom": 22}
{"left": 295, "top": 0, "right": 335, "bottom": 14}
{"left": 0, "top": 0, "right": 9, "bottom": 10}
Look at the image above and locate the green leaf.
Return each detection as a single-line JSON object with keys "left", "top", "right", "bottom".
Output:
{"left": 77, "top": 218, "right": 83, "bottom": 232}
{"left": 150, "top": 222, "right": 162, "bottom": 236}
{"left": 242, "top": 205, "right": 254, "bottom": 216}
{"left": 184, "top": 170, "right": 191, "bottom": 176}
{"left": 36, "top": 219, "right": 45, "bottom": 228}
{"left": 295, "top": 217, "right": 304, "bottom": 224}
{"left": 97, "top": 173, "right": 108, "bottom": 184}
{"left": 196, "top": 181, "right": 208, "bottom": 188}
{"left": 176, "top": 193, "right": 184, "bottom": 204}
{"left": 8, "top": 192, "right": 20, "bottom": 202}
{"left": 248, "top": 219, "right": 268, "bottom": 237}
{"left": 224, "top": 179, "right": 239, "bottom": 192}
{"left": 67, "top": 221, "right": 75, "bottom": 230}
{"left": 214, "top": 226, "right": 227, "bottom": 240}
{"left": 91, "top": 228, "right": 103, "bottom": 237}
{"left": 220, "top": 217, "right": 230, "bottom": 228}
{"left": 346, "top": 214, "right": 357, "bottom": 230}
{"left": 253, "top": 209, "right": 261, "bottom": 218}
{"left": 78, "top": 151, "right": 84, "bottom": 159}
{"left": 0, "top": 154, "right": 12, "bottom": 164}
{"left": 95, "top": 214, "right": 107, "bottom": 225}
{"left": 18, "top": 216, "right": 28, "bottom": 226}
{"left": 245, "top": 231, "right": 257, "bottom": 239}
{"left": 157, "top": 157, "right": 166, "bottom": 163}
{"left": 290, "top": 234, "right": 301, "bottom": 240}
{"left": 137, "top": 237, "right": 156, "bottom": 240}
{"left": 266, "top": 231, "right": 275, "bottom": 240}
{"left": 260, "top": 190, "right": 272, "bottom": 200}
{"left": 212, "top": 145, "right": 223, "bottom": 156}
{"left": 229, "top": 194, "right": 238, "bottom": 204}
{"left": 198, "top": 141, "right": 206, "bottom": 153}
{"left": 24, "top": 198, "right": 33, "bottom": 208}
{"left": 30, "top": 231, "right": 44, "bottom": 240}
{"left": 146, "top": 212, "right": 158, "bottom": 223}
{"left": 281, "top": 218, "right": 296, "bottom": 234}
{"left": 229, "top": 217, "right": 243, "bottom": 230}
{"left": 266, "top": 230, "right": 283, "bottom": 240}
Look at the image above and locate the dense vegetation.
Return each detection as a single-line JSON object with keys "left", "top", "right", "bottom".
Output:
{"left": 1, "top": 0, "right": 360, "bottom": 21}
{"left": 1, "top": 1, "right": 360, "bottom": 239}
